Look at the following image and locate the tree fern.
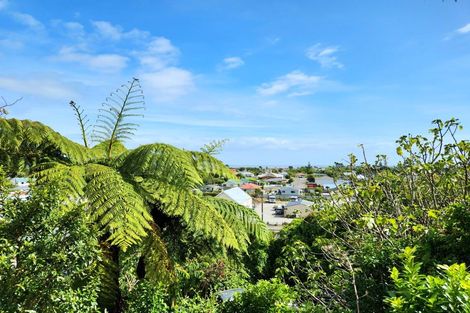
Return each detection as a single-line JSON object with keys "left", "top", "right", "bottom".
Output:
{"left": 85, "top": 164, "right": 152, "bottom": 250}
{"left": 140, "top": 178, "right": 240, "bottom": 250}
{"left": 92, "top": 78, "right": 144, "bottom": 158}
{"left": 69, "top": 100, "right": 90, "bottom": 148}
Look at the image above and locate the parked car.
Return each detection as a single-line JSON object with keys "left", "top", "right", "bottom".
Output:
{"left": 274, "top": 205, "right": 285, "bottom": 215}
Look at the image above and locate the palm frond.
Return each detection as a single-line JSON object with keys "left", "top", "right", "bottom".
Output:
{"left": 92, "top": 78, "right": 144, "bottom": 158}
{"left": 85, "top": 164, "right": 152, "bottom": 250}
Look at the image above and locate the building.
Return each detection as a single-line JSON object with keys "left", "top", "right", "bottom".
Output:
{"left": 284, "top": 199, "right": 314, "bottom": 218}
{"left": 200, "top": 184, "right": 223, "bottom": 193}
{"left": 240, "top": 183, "right": 261, "bottom": 195}
{"left": 238, "top": 171, "right": 255, "bottom": 178}
{"left": 222, "top": 179, "right": 240, "bottom": 189}
{"left": 278, "top": 186, "right": 303, "bottom": 199}
{"left": 216, "top": 187, "right": 253, "bottom": 208}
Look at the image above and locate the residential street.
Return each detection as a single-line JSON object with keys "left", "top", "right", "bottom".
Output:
{"left": 253, "top": 201, "right": 294, "bottom": 228}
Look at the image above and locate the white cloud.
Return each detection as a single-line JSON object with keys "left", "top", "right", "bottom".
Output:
{"left": 140, "top": 67, "right": 194, "bottom": 101}
{"left": 257, "top": 70, "right": 322, "bottom": 97}
{"left": 457, "top": 23, "right": 470, "bottom": 34}
{"left": 306, "top": 44, "right": 343, "bottom": 69}
{"left": 92, "top": 20, "right": 149, "bottom": 41}
{"left": 221, "top": 56, "right": 244, "bottom": 70}
{"left": 137, "top": 37, "right": 180, "bottom": 70}
{"left": 56, "top": 46, "right": 128, "bottom": 72}
{"left": 11, "top": 12, "right": 44, "bottom": 30}
{"left": 0, "top": 76, "right": 78, "bottom": 99}
{"left": 64, "top": 22, "right": 85, "bottom": 35}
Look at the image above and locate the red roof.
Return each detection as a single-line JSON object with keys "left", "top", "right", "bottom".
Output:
{"left": 240, "top": 183, "right": 261, "bottom": 190}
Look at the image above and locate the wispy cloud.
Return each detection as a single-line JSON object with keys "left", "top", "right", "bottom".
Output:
{"left": 136, "top": 37, "right": 180, "bottom": 70}
{"left": 56, "top": 46, "right": 129, "bottom": 72}
{"left": 146, "top": 114, "right": 263, "bottom": 128}
{"left": 0, "top": 76, "right": 78, "bottom": 99}
{"left": 257, "top": 70, "right": 322, "bottom": 97}
{"left": 11, "top": 12, "right": 44, "bottom": 30}
{"left": 92, "top": 20, "right": 149, "bottom": 41}
{"left": 220, "top": 56, "right": 244, "bottom": 70}
{"left": 140, "top": 67, "right": 194, "bottom": 101}
{"left": 306, "top": 44, "right": 343, "bottom": 69}
{"left": 457, "top": 23, "right": 470, "bottom": 34}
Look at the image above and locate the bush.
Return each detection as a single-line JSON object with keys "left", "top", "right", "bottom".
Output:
{"left": 219, "top": 279, "right": 296, "bottom": 313}
{"left": 386, "top": 247, "right": 470, "bottom": 313}
{"left": 0, "top": 185, "right": 101, "bottom": 312}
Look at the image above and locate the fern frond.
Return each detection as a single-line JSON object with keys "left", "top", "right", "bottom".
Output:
{"left": 0, "top": 118, "right": 92, "bottom": 174}
{"left": 189, "top": 151, "right": 235, "bottom": 181}
{"left": 69, "top": 100, "right": 90, "bottom": 148}
{"left": 90, "top": 139, "right": 128, "bottom": 161}
{"left": 97, "top": 246, "right": 120, "bottom": 312}
{"left": 200, "top": 138, "right": 228, "bottom": 155}
{"left": 85, "top": 164, "right": 152, "bottom": 250}
{"left": 140, "top": 179, "right": 240, "bottom": 250}
{"left": 207, "top": 197, "right": 272, "bottom": 246}
{"left": 142, "top": 225, "right": 175, "bottom": 283}
{"left": 33, "top": 162, "right": 86, "bottom": 201}
{"left": 92, "top": 78, "right": 144, "bottom": 158}
{"left": 120, "top": 144, "right": 204, "bottom": 189}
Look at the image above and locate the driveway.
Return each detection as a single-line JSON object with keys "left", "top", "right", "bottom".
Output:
{"left": 253, "top": 201, "right": 294, "bottom": 227}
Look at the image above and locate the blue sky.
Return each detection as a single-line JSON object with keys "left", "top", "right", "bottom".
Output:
{"left": 1, "top": 0, "right": 470, "bottom": 166}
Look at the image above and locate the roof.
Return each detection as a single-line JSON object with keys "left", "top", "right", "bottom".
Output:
{"left": 286, "top": 199, "right": 314, "bottom": 207}
{"left": 217, "top": 187, "right": 252, "bottom": 204}
{"left": 240, "top": 183, "right": 261, "bottom": 190}
{"left": 218, "top": 288, "right": 244, "bottom": 302}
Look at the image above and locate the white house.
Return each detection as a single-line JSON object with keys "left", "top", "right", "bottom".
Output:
{"left": 284, "top": 199, "right": 314, "bottom": 218}
{"left": 238, "top": 171, "right": 255, "bottom": 178}
{"left": 216, "top": 187, "right": 253, "bottom": 208}
{"left": 278, "top": 186, "right": 303, "bottom": 199}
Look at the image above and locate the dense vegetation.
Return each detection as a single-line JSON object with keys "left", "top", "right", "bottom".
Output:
{"left": 1, "top": 80, "right": 469, "bottom": 312}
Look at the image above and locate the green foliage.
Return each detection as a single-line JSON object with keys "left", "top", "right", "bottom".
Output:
{"left": 92, "top": 78, "right": 144, "bottom": 158}
{"left": 266, "top": 118, "right": 470, "bottom": 312}
{"left": 124, "top": 281, "right": 169, "bottom": 313}
{"left": 0, "top": 79, "right": 271, "bottom": 312}
{"left": 219, "top": 279, "right": 296, "bottom": 313}
{"left": 201, "top": 139, "right": 228, "bottom": 156}
{"left": 0, "top": 185, "right": 101, "bottom": 313}
{"left": 386, "top": 247, "right": 470, "bottom": 313}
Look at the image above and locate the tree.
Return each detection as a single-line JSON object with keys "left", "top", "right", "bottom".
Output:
{"left": 0, "top": 96, "right": 21, "bottom": 117}
{"left": 0, "top": 184, "right": 101, "bottom": 313}
{"left": 0, "top": 78, "right": 271, "bottom": 312}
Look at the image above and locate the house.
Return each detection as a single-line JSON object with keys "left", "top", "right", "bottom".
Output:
{"left": 240, "top": 183, "right": 261, "bottom": 195}
{"left": 238, "top": 171, "right": 255, "bottom": 178}
{"left": 216, "top": 187, "right": 253, "bottom": 208}
{"left": 222, "top": 179, "right": 240, "bottom": 189}
{"left": 306, "top": 183, "right": 318, "bottom": 189}
{"left": 284, "top": 199, "right": 314, "bottom": 218}
{"left": 258, "top": 172, "right": 284, "bottom": 180}
{"left": 278, "top": 186, "right": 303, "bottom": 199}
{"left": 9, "top": 177, "right": 30, "bottom": 200}
{"left": 200, "top": 184, "right": 223, "bottom": 193}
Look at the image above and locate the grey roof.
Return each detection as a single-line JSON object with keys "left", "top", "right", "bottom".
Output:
{"left": 286, "top": 199, "right": 314, "bottom": 207}
{"left": 218, "top": 288, "right": 244, "bottom": 302}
